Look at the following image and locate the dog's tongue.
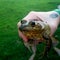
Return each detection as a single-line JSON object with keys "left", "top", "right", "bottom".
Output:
{"left": 18, "top": 30, "right": 28, "bottom": 42}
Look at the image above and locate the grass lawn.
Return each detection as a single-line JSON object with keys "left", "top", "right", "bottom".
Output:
{"left": 0, "top": 0, "right": 60, "bottom": 60}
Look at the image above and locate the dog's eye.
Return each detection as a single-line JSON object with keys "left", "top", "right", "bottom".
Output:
{"left": 21, "top": 20, "right": 27, "bottom": 24}
{"left": 29, "top": 21, "right": 35, "bottom": 27}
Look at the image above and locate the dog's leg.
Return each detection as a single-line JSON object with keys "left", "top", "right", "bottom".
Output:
{"left": 24, "top": 42, "right": 31, "bottom": 52}
{"left": 29, "top": 44, "right": 36, "bottom": 60}
{"left": 51, "top": 37, "right": 60, "bottom": 56}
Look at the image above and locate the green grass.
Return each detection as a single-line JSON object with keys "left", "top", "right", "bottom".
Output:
{"left": 0, "top": 0, "right": 60, "bottom": 60}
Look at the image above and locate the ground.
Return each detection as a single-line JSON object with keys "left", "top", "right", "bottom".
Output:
{"left": 0, "top": 0, "right": 60, "bottom": 60}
